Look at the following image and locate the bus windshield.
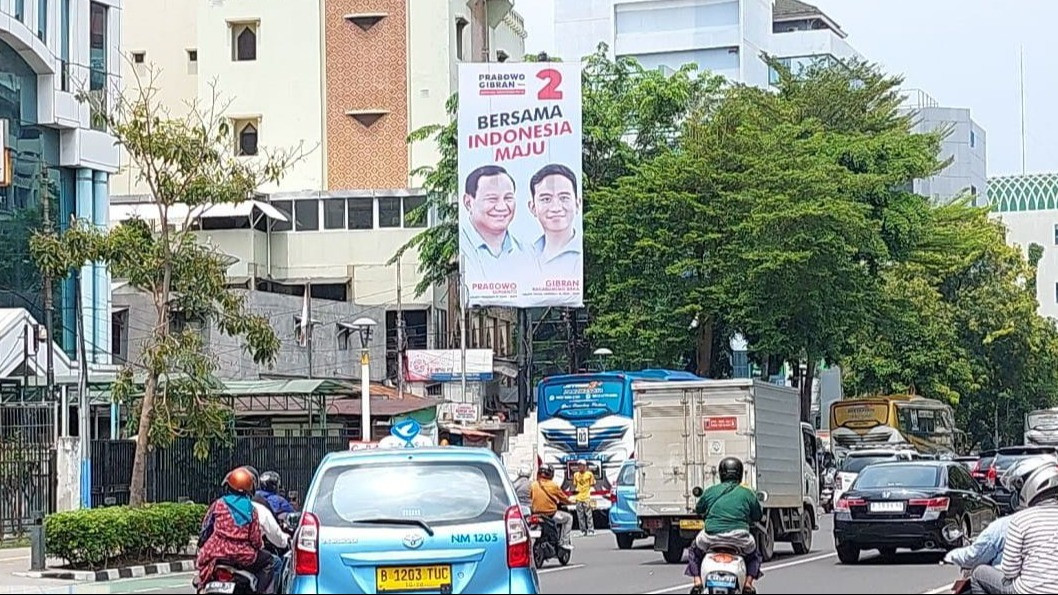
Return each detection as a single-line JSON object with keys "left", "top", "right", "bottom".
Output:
{"left": 831, "top": 402, "right": 889, "bottom": 430}
{"left": 1028, "top": 411, "right": 1058, "bottom": 432}
{"left": 539, "top": 378, "right": 628, "bottom": 420}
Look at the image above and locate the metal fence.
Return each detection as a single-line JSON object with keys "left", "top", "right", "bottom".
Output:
{"left": 0, "top": 444, "right": 54, "bottom": 539}
{"left": 91, "top": 435, "right": 353, "bottom": 507}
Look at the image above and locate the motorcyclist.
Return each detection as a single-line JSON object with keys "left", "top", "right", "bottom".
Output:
{"left": 971, "top": 457, "right": 1058, "bottom": 594}
{"left": 257, "top": 471, "right": 297, "bottom": 517}
{"left": 943, "top": 456, "right": 1054, "bottom": 583}
{"left": 685, "top": 457, "right": 764, "bottom": 595}
{"left": 196, "top": 467, "right": 279, "bottom": 594}
{"left": 512, "top": 465, "right": 533, "bottom": 507}
{"left": 529, "top": 464, "right": 574, "bottom": 550}
{"left": 242, "top": 467, "right": 291, "bottom": 556}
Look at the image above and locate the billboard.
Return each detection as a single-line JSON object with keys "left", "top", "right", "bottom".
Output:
{"left": 405, "top": 349, "right": 494, "bottom": 382}
{"left": 458, "top": 61, "right": 584, "bottom": 308}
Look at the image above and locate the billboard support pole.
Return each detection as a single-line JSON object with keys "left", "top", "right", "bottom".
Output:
{"left": 516, "top": 308, "right": 529, "bottom": 434}
{"left": 459, "top": 256, "right": 468, "bottom": 423}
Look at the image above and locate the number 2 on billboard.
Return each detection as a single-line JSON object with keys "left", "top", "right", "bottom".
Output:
{"left": 537, "top": 69, "right": 563, "bottom": 100}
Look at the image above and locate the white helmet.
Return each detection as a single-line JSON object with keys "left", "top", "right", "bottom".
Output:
{"left": 517, "top": 465, "right": 531, "bottom": 478}
{"left": 577, "top": 459, "right": 587, "bottom": 466}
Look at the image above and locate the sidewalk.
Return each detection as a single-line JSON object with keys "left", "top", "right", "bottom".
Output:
{"left": 0, "top": 549, "right": 84, "bottom": 592}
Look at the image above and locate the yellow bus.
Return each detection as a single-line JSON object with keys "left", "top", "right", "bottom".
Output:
{"left": 830, "top": 395, "right": 957, "bottom": 454}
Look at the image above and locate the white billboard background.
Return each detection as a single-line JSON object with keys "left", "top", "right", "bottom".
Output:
{"left": 457, "top": 62, "right": 584, "bottom": 308}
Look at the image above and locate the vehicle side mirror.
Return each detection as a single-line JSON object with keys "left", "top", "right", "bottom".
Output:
{"left": 756, "top": 491, "right": 768, "bottom": 503}
{"left": 692, "top": 486, "right": 703, "bottom": 498}
{"left": 284, "top": 513, "right": 301, "bottom": 532}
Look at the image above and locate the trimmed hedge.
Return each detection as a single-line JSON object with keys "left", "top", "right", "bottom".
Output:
{"left": 45, "top": 502, "right": 206, "bottom": 569}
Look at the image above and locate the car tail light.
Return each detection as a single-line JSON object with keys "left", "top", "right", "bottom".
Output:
{"left": 987, "top": 465, "right": 997, "bottom": 487}
{"left": 214, "top": 568, "right": 233, "bottom": 582}
{"left": 835, "top": 497, "right": 864, "bottom": 511}
{"left": 608, "top": 490, "right": 617, "bottom": 503}
{"left": 293, "top": 512, "right": 320, "bottom": 576}
{"left": 909, "top": 497, "right": 950, "bottom": 511}
{"left": 505, "top": 505, "right": 531, "bottom": 568}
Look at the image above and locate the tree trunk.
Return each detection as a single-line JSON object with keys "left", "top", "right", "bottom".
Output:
{"left": 799, "top": 358, "right": 816, "bottom": 423}
{"left": 128, "top": 370, "right": 158, "bottom": 507}
{"left": 696, "top": 316, "right": 714, "bottom": 378}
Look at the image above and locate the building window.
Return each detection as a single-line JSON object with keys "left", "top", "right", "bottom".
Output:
{"left": 1053, "top": 223, "right": 1058, "bottom": 246}
{"left": 132, "top": 51, "right": 146, "bottom": 64}
{"left": 89, "top": 2, "right": 107, "bottom": 130}
{"left": 187, "top": 49, "right": 198, "bottom": 62}
{"left": 455, "top": 17, "right": 468, "bottom": 61}
{"left": 403, "top": 195, "right": 427, "bottom": 228}
{"left": 294, "top": 199, "right": 319, "bottom": 231}
{"left": 347, "top": 198, "right": 373, "bottom": 229}
{"left": 14, "top": 0, "right": 24, "bottom": 22}
{"left": 1055, "top": 281, "right": 1058, "bottom": 303}
{"left": 60, "top": 0, "right": 70, "bottom": 91}
{"left": 970, "top": 130, "right": 976, "bottom": 148}
{"left": 232, "top": 23, "right": 257, "bottom": 61}
{"left": 323, "top": 198, "right": 345, "bottom": 229}
{"left": 235, "top": 119, "right": 258, "bottom": 156}
{"left": 378, "top": 197, "right": 401, "bottom": 228}
{"left": 37, "top": 0, "right": 47, "bottom": 41}
{"left": 270, "top": 200, "right": 292, "bottom": 232}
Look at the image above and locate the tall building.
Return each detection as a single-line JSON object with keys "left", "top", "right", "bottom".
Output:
{"left": 552, "top": 0, "right": 985, "bottom": 203}
{"left": 0, "top": 0, "right": 121, "bottom": 365}
{"left": 113, "top": 1, "right": 526, "bottom": 389}
{"left": 988, "top": 173, "right": 1058, "bottom": 320}
{"left": 901, "top": 89, "right": 987, "bottom": 205}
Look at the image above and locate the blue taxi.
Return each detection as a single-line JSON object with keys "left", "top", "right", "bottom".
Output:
{"left": 281, "top": 422, "right": 540, "bottom": 594}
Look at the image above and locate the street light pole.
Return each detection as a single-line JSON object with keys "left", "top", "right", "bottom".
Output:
{"left": 352, "top": 317, "right": 377, "bottom": 442}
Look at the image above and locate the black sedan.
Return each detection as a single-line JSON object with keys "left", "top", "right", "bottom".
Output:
{"left": 833, "top": 460, "right": 999, "bottom": 564}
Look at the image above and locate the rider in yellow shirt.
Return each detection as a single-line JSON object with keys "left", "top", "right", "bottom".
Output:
{"left": 572, "top": 459, "right": 596, "bottom": 536}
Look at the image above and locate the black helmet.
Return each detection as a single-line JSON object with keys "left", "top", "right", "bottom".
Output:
{"left": 539, "top": 464, "right": 555, "bottom": 479}
{"left": 718, "top": 457, "right": 744, "bottom": 483}
{"left": 260, "top": 471, "right": 281, "bottom": 492}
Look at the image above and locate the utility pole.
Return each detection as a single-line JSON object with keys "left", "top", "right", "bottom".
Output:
{"left": 305, "top": 281, "right": 313, "bottom": 379}
{"left": 396, "top": 260, "right": 405, "bottom": 399}
{"left": 40, "top": 166, "right": 55, "bottom": 410}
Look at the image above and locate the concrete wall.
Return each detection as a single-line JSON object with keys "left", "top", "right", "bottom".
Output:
{"left": 114, "top": 288, "right": 391, "bottom": 381}
{"left": 55, "top": 437, "right": 81, "bottom": 512}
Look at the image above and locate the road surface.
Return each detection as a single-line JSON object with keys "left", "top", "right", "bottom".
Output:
{"left": 8, "top": 516, "right": 960, "bottom": 594}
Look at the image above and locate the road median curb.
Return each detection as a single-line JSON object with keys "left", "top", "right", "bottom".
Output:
{"left": 14, "top": 559, "right": 195, "bottom": 582}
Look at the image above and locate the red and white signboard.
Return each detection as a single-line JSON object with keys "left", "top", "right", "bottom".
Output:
{"left": 348, "top": 440, "right": 380, "bottom": 451}
{"left": 703, "top": 416, "right": 738, "bottom": 432}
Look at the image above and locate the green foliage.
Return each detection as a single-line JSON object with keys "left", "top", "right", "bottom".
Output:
{"left": 31, "top": 70, "right": 296, "bottom": 506}
{"left": 45, "top": 502, "right": 206, "bottom": 569}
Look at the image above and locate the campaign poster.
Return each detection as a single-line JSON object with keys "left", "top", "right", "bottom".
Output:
{"left": 457, "top": 61, "right": 584, "bottom": 308}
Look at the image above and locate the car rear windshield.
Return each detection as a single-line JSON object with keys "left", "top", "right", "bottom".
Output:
{"left": 310, "top": 461, "right": 511, "bottom": 527}
{"left": 995, "top": 449, "right": 1057, "bottom": 471}
{"left": 841, "top": 455, "right": 899, "bottom": 474}
{"left": 854, "top": 465, "right": 941, "bottom": 489}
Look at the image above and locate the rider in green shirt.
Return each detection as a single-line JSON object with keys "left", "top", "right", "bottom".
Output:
{"left": 686, "top": 457, "right": 764, "bottom": 594}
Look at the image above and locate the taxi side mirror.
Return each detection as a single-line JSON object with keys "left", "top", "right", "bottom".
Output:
{"left": 692, "top": 486, "right": 703, "bottom": 498}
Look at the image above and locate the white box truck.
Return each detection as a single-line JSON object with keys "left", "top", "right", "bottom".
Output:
{"left": 633, "top": 379, "right": 820, "bottom": 563}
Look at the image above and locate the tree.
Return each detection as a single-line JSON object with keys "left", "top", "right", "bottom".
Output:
{"left": 30, "top": 72, "right": 298, "bottom": 506}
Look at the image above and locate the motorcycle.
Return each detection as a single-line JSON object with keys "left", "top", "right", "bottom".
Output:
{"left": 527, "top": 512, "right": 572, "bottom": 568}
{"left": 820, "top": 468, "right": 837, "bottom": 513}
{"left": 690, "top": 487, "right": 768, "bottom": 594}
{"left": 198, "top": 562, "right": 258, "bottom": 594}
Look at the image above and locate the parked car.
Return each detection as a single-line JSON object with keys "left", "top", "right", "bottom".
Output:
{"left": 282, "top": 446, "right": 540, "bottom": 594}
{"left": 609, "top": 459, "right": 647, "bottom": 550}
{"left": 981, "top": 446, "right": 1058, "bottom": 514}
{"left": 833, "top": 460, "right": 999, "bottom": 564}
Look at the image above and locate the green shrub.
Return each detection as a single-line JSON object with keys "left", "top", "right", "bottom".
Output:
{"left": 45, "top": 502, "right": 207, "bottom": 569}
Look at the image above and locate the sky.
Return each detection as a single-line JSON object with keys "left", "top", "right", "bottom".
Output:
{"left": 519, "top": 0, "right": 1058, "bottom": 177}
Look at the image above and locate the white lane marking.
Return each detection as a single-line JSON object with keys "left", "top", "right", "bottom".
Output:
{"left": 539, "top": 563, "right": 586, "bottom": 574}
{"left": 642, "top": 552, "right": 837, "bottom": 594}
{"left": 0, "top": 555, "right": 28, "bottom": 561}
{"left": 922, "top": 585, "right": 952, "bottom": 594}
